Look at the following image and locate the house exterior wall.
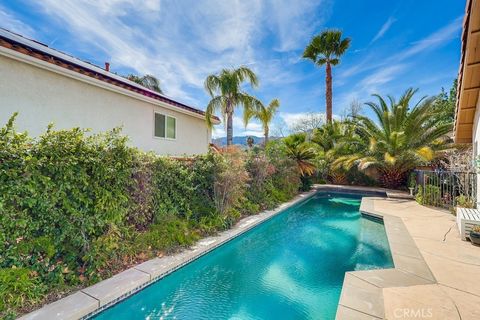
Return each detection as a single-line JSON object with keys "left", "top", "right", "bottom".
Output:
{"left": 472, "top": 92, "right": 480, "bottom": 205}
{"left": 0, "top": 54, "right": 211, "bottom": 156}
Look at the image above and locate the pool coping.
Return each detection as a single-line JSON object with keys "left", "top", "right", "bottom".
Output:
{"left": 21, "top": 188, "right": 323, "bottom": 320}
{"left": 335, "top": 196, "right": 437, "bottom": 319}
{"left": 20, "top": 185, "right": 416, "bottom": 320}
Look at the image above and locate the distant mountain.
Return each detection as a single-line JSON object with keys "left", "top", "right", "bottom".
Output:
{"left": 212, "top": 136, "right": 264, "bottom": 146}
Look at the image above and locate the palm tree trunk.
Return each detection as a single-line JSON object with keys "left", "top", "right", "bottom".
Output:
{"left": 264, "top": 127, "right": 269, "bottom": 146}
{"left": 226, "top": 112, "right": 233, "bottom": 146}
{"left": 380, "top": 168, "right": 407, "bottom": 189}
{"left": 325, "top": 62, "right": 333, "bottom": 123}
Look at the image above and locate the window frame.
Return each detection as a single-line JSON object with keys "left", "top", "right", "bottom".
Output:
{"left": 153, "top": 111, "right": 177, "bottom": 140}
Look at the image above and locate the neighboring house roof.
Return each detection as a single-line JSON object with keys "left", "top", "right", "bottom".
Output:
{"left": 454, "top": 0, "right": 480, "bottom": 143}
{"left": 0, "top": 28, "right": 220, "bottom": 123}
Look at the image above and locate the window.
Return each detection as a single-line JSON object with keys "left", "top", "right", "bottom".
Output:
{"left": 166, "top": 116, "right": 176, "bottom": 139}
{"left": 154, "top": 112, "right": 176, "bottom": 139}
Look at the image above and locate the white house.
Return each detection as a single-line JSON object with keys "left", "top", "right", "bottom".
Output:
{"left": 454, "top": 0, "right": 480, "bottom": 201}
{"left": 0, "top": 28, "right": 220, "bottom": 155}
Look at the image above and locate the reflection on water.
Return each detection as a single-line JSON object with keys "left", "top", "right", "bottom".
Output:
{"left": 94, "top": 193, "right": 393, "bottom": 320}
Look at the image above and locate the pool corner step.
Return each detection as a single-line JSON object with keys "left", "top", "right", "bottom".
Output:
{"left": 337, "top": 272, "right": 385, "bottom": 319}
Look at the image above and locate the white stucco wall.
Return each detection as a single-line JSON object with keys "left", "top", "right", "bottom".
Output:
{"left": 0, "top": 54, "right": 212, "bottom": 156}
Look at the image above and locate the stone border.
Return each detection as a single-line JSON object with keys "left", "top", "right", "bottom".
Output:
{"left": 21, "top": 185, "right": 416, "bottom": 320}
{"left": 20, "top": 189, "right": 320, "bottom": 320}
{"left": 336, "top": 197, "right": 437, "bottom": 319}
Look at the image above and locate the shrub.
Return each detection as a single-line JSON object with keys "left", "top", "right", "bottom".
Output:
{"left": 455, "top": 195, "right": 475, "bottom": 208}
{"left": 135, "top": 215, "right": 200, "bottom": 254}
{"left": 408, "top": 172, "right": 417, "bottom": 189}
{"left": 245, "top": 151, "right": 277, "bottom": 210}
{"left": 416, "top": 185, "right": 441, "bottom": 206}
{"left": 0, "top": 115, "right": 303, "bottom": 316}
{"left": 265, "top": 140, "right": 301, "bottom": 199}
{"left": 0, "top": 268, "right": 45, "bottom": 314}
{"left": 213, "top": 147, "right": 249, "bottom": 224}
{"left": 127, "top": 152, "right": 156, "bottom": 230}
{"left": 345, "top": 167, "right": 376, "bottom": 186}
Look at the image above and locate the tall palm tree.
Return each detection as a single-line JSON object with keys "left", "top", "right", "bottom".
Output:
{"left": 303, "top": 30, "right": 350, "bottom": 123}
{"left": 244, "top": 98, "right": 280, "bottom": 146}
{"left": 127, "top": 74, "right": 163, "bottom": 93}
{"left": 333, "top": 88, "right": 452, "bottom": 188}
{"left": 204, "top": 67, "right": 262, "bottom": 146}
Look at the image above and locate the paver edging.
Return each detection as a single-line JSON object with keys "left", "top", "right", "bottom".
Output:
{"left": 22, "top": 186, "right": 419, "bottom": 320}
{"left": 336, "top": 197, "right": 437, "bottom": 320}
{"left": 21, "top": 188, "right": 320, "bottom": 320}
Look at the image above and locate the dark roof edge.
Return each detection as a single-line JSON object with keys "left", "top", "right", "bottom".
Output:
{"left": 0, "top": 28, "right": 220, "bottom": 122}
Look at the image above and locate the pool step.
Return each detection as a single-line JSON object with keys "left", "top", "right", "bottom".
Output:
{"left": 337, "top": 273, "right": 385, "bottom": 319}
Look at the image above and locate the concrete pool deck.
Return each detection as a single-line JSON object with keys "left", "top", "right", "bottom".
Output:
{"left": 20, "top": 185, "right": 480, "bottom": 319}
{"left": 337, "top": 196, "right": 480, "bottom": 320}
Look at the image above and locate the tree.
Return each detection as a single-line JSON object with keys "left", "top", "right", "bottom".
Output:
{"left": 429, "top": 78, "right": 457, "bottom": 126}
{"left": 333, "top": 88, "right": 452, "bottom": 188}
{"left": 342, "top": 99, "right": 362, "bottom": 120}
{"left": 312, "top": 120, "right": 361, "bottom": 184}
{"left": 127, "top": 74, "right": 163, "bottom": 93}
{"left": 204, "top": 67, "right": 262, "bottom": 146}
{"left": 290, "top": 112, "right": 325, "bottom": 134}
{"left": 303, "top": 30, "right": 351, "bottom": 123}
{"left": 283, "top": 133, "right": 317, "bottom": 176}
{"left": 244, "top": 99, "right": 280, "bottom": 146}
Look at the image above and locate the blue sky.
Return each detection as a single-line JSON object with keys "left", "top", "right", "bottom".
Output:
{"left": 0, "top": 0, "right": 464, "bottom": 137}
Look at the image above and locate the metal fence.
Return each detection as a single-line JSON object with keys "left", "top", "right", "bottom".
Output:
{"left": 414, "top": 170, "right": 477, "bottom": 209}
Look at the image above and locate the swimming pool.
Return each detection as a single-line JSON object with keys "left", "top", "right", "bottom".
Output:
{"left": 93, "top": 192, "right": 393, "bottom": 319}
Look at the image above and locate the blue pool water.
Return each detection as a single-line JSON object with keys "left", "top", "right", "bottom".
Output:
{"left": 93, "top": 192, "right": 393, "bottom": 320}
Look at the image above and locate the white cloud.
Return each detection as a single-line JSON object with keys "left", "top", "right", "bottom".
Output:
{"left": 233, "top": 115, "right": 264, "bottom": 135}
{"left": 339, "top": 16, "right": 462, "bottom": 82}
{"left": 0, "top": 5, "right": 35, "bottom": 37}
{"left": 239, "top": 130, "right": 264, "bottom": 137}
{"left": 360, "top": 64, "right": 407, "bottom": 88}
{"left": 211, "top": 126, "right": 225, "bottom": 138}
{"left": 22, "top": 0, "right": 330, "bottom": 109}
{"left": 267, "top": 0, "right": 330, "bottom": 52}
{"left": 280, "top": 112, "right": 318, "bottom": 124}
{"left": 370, "top": 16, "right": 396, "bottom": 43}
{"left": 393, "top": 16, "right": 462, "bottom": 61}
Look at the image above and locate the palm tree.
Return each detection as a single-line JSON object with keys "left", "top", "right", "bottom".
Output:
{"left": 303, "top": 30, "right": 350, "bottom": 123}
{"left": 283, "top": 133, "right": 317, "bottom": 176}
{"left": 312, "top": 120, "right": 360, "bottom": 184}
{"left": 204, "top": 67, "right": 262, "bottom": 146}
{"left": 333, "top": 88, "right": 452, "bottom": 188}
{"left": 244, "top": 98, "right": 280, "bottom": 146}
{"left": 127, "top": 74, "right": 163, "bottom": 93}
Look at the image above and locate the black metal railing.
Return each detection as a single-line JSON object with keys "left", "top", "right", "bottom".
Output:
{"left": 413, "top": 170, "right": 477, "bottom": 209}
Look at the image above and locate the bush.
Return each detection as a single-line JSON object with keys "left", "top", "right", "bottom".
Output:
{"left": 245, "top": 151, "right": 277, "bottom": 209}
{"left": 0, "top": 268, "right": 45, "bottom": 314}
{"left": 345, "top": 167, "right": 376, "bottom": 186}
{"left": 415, "top": 185, "right": 424, "bottom": 204}
{"left": 455, "top": 195, "right": 475, "bottom": 208}
{"left": 416, "top": 185, "right": 441, "bottom": 206}
{"left": 135, "top": 216, "right": 200, "bottom": 254}
{"left": 213, "top": 147, "right": 249, "bottom": 225}
{"left": 0, "top": 115, "right": 303, "bottom": 316}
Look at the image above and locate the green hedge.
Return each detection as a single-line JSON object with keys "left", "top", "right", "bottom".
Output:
{"left": 0, "top": 114, "right": 301, "bottom": 317}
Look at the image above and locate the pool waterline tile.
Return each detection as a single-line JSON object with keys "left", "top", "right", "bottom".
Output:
{"left": 23, "top": 188, "right": 322, "bottom": 320}
{"left": 19, "top": 292, "right": 99, "bottom": 320}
